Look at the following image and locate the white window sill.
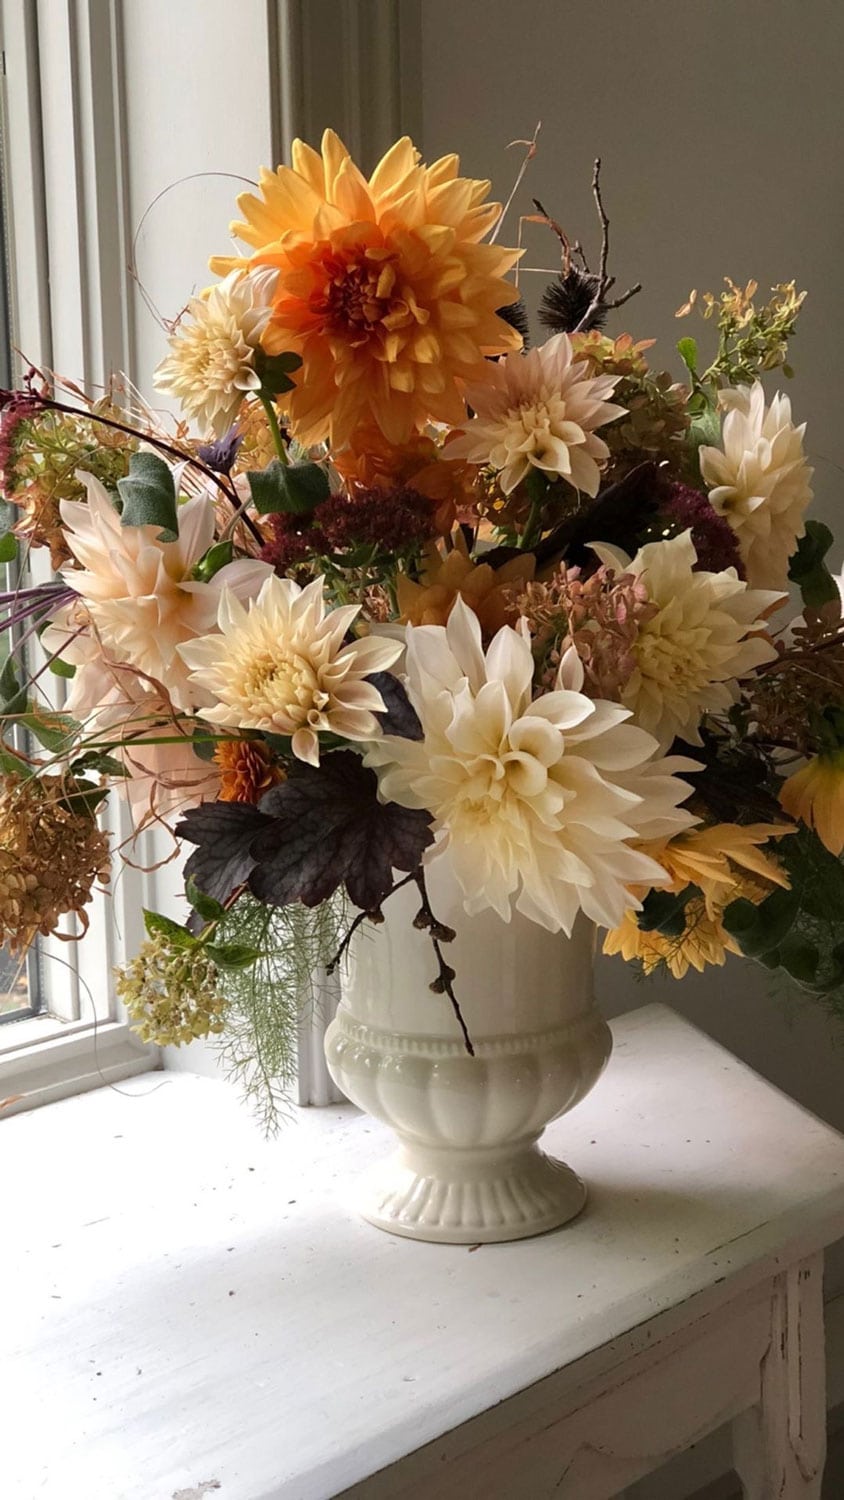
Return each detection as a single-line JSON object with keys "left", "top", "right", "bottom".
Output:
{"left": 5, "top": 1007, "right": 844, "bottom": 1500}
{"left": 0, "top": 1018, "right": 154, "bottom": 1114}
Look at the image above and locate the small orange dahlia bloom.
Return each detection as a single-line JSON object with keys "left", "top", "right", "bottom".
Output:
{"left": 214, "top": 739, "right": 284, "bottom": 804}
{"left": 396, "top": 539, "right": 534, "bottom": 636}
{"left": 780, "top": 752, "right": 844, "bottom": 856}
{"left": 332, "top": 425, "right": 479, "bottom": 534}
{"left": 210, "top": 131, "right": 521, "bottom": 449}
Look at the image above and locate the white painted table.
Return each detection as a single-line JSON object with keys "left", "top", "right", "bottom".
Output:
{"left": 4, "top": 1004, "right": 844, "bottom": 1500}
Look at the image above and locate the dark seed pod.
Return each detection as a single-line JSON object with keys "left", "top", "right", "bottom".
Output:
{"left": 539, "top": 266, "right": 607, "bottom": 335}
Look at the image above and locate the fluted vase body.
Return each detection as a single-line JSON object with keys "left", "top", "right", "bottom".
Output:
{"left": 324, "top": 857, "right": 612, "bottom": 1243}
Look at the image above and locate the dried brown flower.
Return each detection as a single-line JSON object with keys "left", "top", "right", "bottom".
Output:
{"left": 0, "top": 774, "right": 111, "bottom": 954}
{"left": 513, "top": 564, "right": 657, "bottom": 697}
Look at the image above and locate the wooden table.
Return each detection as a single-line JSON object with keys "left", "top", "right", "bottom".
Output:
{"left": 4, "top": 1003, "right": 844, "bottom": 1500}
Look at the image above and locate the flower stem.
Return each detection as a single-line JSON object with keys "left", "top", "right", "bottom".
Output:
{"left": 260, "top": 396, "right": 288, "bottom": 466}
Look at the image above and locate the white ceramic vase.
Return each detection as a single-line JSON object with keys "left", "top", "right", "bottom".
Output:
{"left": 324, "top": 857, "right": 612, "bottom": 1244}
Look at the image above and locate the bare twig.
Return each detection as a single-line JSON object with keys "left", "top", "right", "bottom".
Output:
{"left": 570, "top": 158, "right": 642, "bottom": 333}
{"left": 327, "top": 865, "right": 475, "bottom": 1058}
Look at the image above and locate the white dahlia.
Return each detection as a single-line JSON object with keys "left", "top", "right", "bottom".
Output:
{"left": 42, "top": 472, "right": 272, "bottom": 714}
{"left": 364, "top": 598, "right": 697, "bottom": 935}
{"left": 699, "top": 382, "right": 814, "bottom": 590}
{"left": 178, "top": 574, "right": 403, "bottom": 767}
{"left": 446, "top": 332, "right": 625, "bottom": 496}
{"left": 153, "top": 269, "right": 276, "bottom": 436}
{"left": 591, "top": 530, "right": 783, "bottom": 749}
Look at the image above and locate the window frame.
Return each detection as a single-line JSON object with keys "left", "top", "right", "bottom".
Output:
{"left": 0, "top": 0, "right": 154, "bottom": 1111}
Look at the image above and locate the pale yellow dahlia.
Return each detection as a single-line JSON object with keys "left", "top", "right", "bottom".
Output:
{"left": 210, "top": 130, "right": 521, "bottom": 448}
{"left": 591, "top": 531, "right": 783, "bottom": 749}
{"left": 42, "top": 473, "right": 272, "bottom": 714}
{"left": 699, "top": 382, "right": 814, "bottom": 591}
{"left": 446, "top": 332, "right": 625, "bottom": 496}
{"left": 365, "top": 598, "right": 697, "bottom": 935}
{"left": 178, "top": 574, "right": 403, "bottom": 766}
{"left": 603, "top": 822, "right": 791, "bottom": 978}
{"left": 780, "top": 752, "right": 844, "bottom": 856}
{"left": 153, "top": 269, "right": 276, "bottom": 436}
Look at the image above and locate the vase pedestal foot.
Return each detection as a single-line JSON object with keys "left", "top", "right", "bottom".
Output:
{"left": 355, "top": 1140, "right": 587, "bottom": 1244}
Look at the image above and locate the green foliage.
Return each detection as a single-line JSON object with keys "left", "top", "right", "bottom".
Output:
{"left": 722, "top": 827, "right": 844, "bottom": 999}
{"left": 253, "top": 348, "right": 302, "bottom": 399}
{"left": 637, "top": 884, "right": 699, "bottom": 939}
{"left": 676, "top": 336, "right": 698, "bottom": 380}
{"left": 117, "top": 451, "right": 179, "bottom": 540}
{"left": 0, "top": 532, "right": 18, "bottom": 564}
{"left": 788, "top": 520, "right": 839, "bottom": 610}
{"left": 247, "top": 458, "right": 330, "bottom": 517}
{"left": 193, "top": 539, "right": 234, "bottom": 581}
{"left": 212, "top": 892, "right": 349, "bottom": 1133}
{"left": 185, "top": 874, "right": 225, "bottom": 924}
{"left": 143, "top": 909, "right": 194, "bottom": 947}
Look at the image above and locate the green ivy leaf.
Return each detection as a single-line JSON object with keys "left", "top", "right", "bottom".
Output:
{"left": 0, "top": 741, "right": 30, "bottom": 775}
{"left": 117, "top": 452, "right": 179, "bottom": 541}
{"left": 0, "top": 655, "right": 27, "bottom": 717}
{"left": 676, "top": 336, "right": 698, "bottom": 378}
{"left": 247, "top": 458, "right": 330, "bottom": 517}
{"left": 254, "top": 348, "right": 302, "bottom": 399}
{"left": 19, "top": 708, "right": 79, "bottom": 753}
{"left": 722, "top": 886, "right": 800, "bottom": 959}
{"left": 0, "top": 532, "right": 18, "bottom": 564}
{"left": 70, "top": 749, "right": 127, "bottom": 778}
{"left": 185, "top": 874, "right": 225, "bottom": 924}
{"left": 204, "top": 941, "right": 262, "bottom": 970}
{"left": 193, "top": 539, "right": 234, "bottom": 582}
{"left": 788, "top": 520, "right": 839, "bottom": 610}
{"left": 143, "top": 909, "right": 195, "bottom": 946}
{"left": 636, "top": 884, "right": 698, "bottom": 936}
{"left": 48, "top": 657, "right": 77, "bottom": 679}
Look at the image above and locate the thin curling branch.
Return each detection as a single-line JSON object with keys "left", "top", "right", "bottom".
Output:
{"left": 12, "top": 381, "right": 267, "bottom": 549}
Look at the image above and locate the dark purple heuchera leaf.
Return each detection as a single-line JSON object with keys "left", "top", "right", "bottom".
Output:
{"left": 176, "top": 802, "right": 273, "bottom": 904}
{"left": 250, "top": 750, "right": 432, "bottom": 912}
{"left": 369, "top": 671, "right": 423, "bottom": 741}
{"left": 176, "top": 751, "right": 433, "bottom": 915}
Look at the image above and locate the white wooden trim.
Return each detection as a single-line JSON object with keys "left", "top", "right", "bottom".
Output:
{"left": 0, "top": 1018, "right": 152, "bottom": 1114}
{"left": 0, "top": 0, "right": 155, "bottom": 1089}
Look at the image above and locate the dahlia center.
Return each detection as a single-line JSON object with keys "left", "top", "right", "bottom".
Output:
{"left": 242, "top": 650, "right": 325, "bottom": 716}
{"left": 312, "top": 246, "right": 410, "bottom": 341}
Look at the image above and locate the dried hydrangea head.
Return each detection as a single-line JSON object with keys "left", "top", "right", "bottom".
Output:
{"left": 0, "top": 773, "right": 110, "bottom": 954}
{"left": 116, "top": 936, "right": 226, "bottom": 1045}
{"left": 513, "top": 563, "right": 657, "bottom": 698}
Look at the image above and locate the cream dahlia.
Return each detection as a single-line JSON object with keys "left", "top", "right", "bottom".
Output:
{"left": 699, "top": 382, "right": 814, "bottom": 590}
{"left": 153, "top": 269, "right": 276, "bottom": 436}
{"left": 591, "top": 530, "right": 782, "bottom": 749}
{"left": 178, "top": 574, "right": 403, "bottom": 766}
{"left": 364, "top": 598, "right": 696, "bottom": 935}
{"left": 210, "top": 130, "right": 521, "bottom": 448}
{"left": 446, "top": 333, "right": 625, "bottom": 496}
{"left": 42, "top": 472, "right": 272, "bottom": 714}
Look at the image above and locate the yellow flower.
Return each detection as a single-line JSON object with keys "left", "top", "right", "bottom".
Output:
{"left": 780, "top": 752, "right": 844, "bottom": 856}
{"left": 210, "top": 131, "right": 521, "bottom": 449}
{"left": 603, "top": 822, "right": 792, "bottom": 978}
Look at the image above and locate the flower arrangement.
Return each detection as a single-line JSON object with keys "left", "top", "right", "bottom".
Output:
{"left": 1, "top": 130, "right": 842, "bottom": 1123}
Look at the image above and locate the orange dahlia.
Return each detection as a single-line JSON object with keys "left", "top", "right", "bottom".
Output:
{"left": 210, "top": 131, "right": 521, "bottom": 449}
{"left": 214, "top": 739, "right": 284, "bottom": 804}
{"left": 332, "top": 425, "right": 479, "bottom": 534}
